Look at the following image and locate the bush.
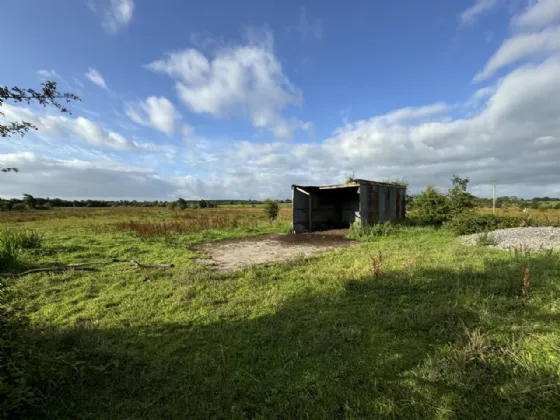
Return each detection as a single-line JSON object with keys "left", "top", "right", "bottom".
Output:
{"left": 444, "top": 213, "right": 524, "bottom": 235}
{"left": 263, "top": 200, "right": 280, "bottom": 221}
{"left": 11, "top": 203, "right": 27, "bottom": 211}
{"left": 413, "top": 185, "right": 450, "bottom": 225}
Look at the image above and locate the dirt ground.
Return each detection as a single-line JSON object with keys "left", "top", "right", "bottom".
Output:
{"left": 194, "top": 230, "right": 356, "bottom": 272}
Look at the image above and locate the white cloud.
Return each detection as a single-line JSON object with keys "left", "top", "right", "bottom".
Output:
{"left": 85, "top": 68, "right": 110, "bottom": 90}
{"left": 459, "top": 0, "right": 498, "bottom": 25}
{"left": 89, "top": 0, "right": 135, "bottom": 34}
{"left": 513, "top": 0, "right": 560, "bottom": 29}
{"left": 0, "top": 153, "right": 173, "bottom": 200}
{"left": 295, "top": 7, "right": 323, "bottom": 40}
{"left": 474, "top": 25, "right": 560, "bottom": 81}
{"left": 125, "top": 96, "right": 181, "bottom": 136}
{"left": 146, "top": 30, "right": 307, "bottom": 138}
{"left": 37, "top": 69, "right": 61, "bottom": 79}
{"left": 1, "top": 104, "right": 138, "bottom": 151}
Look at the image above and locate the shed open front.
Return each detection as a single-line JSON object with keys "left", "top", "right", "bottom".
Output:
{"left": 292, "top": 184, "right": 360, "bottom": 233}
{"left": 291, "top": 179, "right": 406, "bottom": 234}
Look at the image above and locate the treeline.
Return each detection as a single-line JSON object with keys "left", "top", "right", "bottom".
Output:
{"left": 0, "top": 194, "right": 293, "bottom": 211}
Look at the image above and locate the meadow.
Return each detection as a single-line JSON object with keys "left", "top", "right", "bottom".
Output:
{"left": 1, "top": 206, "right": 560, "bottom": 419}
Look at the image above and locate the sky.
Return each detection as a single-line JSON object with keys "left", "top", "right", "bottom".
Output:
{"left": 1, "top": 0, "right": 560, "bottom": 200}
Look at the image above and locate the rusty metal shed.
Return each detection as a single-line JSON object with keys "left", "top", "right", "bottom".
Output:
{"left": 291, "top": 179, "right": 406, "bottom": 233}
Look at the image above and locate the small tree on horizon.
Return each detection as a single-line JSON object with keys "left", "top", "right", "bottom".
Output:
{"left": 264, "top": 199, "right": 280, "bottom": 221}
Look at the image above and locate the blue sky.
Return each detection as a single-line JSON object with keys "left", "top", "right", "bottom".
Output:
{"left": 1, "top": 0, "right": 560, "bottom": 200}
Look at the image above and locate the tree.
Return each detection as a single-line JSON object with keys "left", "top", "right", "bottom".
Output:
{"left": 447, "top": 175, "right": 476, "bottom": 215}
{"left": 414, "top": 185, "right": 450, "bottom": 225}
{"left": 1, "top": 81, "right": 80, "bottom": 171}
{"left": 176, "top": 198, "right": 188, "bottom": 210}
{"left": 263, "top": 199, "right": 280, "bottom": 221}
{"left": 199, "top": 199, "right": 208, "bottom": 209}
{"left": 22, "top": 194, "right": 36, "bottom": 210}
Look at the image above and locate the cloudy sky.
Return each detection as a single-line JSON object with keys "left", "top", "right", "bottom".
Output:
{"left": 2, "top": 0, "right": 560, "bottom": 200}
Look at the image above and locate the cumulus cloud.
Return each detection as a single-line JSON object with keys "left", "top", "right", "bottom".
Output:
{"left": 512, "top": 0, "right": 560, "bottom": 30}
{"left": 459, "top": 0, "right": 498, "bottom": 26}
{"left": 125, "top": 96, "right": 181, "bottom": 136}
{"left": 4, "top": 53, "right": 560, "bottom": 199}
{"left": 0, "top": 153, "right": 174, "bottom": 200}
{"left": 146, "top": 30, "right": 307, "bottom": 138}
{"left": 1, "top": 104, "right": 138, "bottom": 150}
{"left": 85, "top": 68, "right": 110, "bottom": 90}
{"left": 474, "top": 25, "right": 560, "bottom": 81}
{"left": 89, "top": 0, "right": 135, "bottom": 34}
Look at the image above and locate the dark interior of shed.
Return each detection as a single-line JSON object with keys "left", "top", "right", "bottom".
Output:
{"left": 310, "top": 186, "right": 359, "bottom": 231}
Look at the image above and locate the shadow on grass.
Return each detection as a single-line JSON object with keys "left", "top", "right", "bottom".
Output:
{"left": 6, "top": 251, "right": 560, "bottom": 419}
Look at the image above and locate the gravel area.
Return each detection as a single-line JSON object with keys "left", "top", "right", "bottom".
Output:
{"left": 460, "top": 227, "right": 560, "bottom": 251}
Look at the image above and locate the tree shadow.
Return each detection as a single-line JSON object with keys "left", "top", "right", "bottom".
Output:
{"left": 8, "top": 249, "right": 560, "bottom": 419}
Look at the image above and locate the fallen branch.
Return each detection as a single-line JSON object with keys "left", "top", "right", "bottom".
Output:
{"left": 129, "top": 259, "right": 174, "bottom": 269}
{"left": 0, "top": 259, "right": 174, "bottom": 278}
{"left": 0, "top": 267, "right": 98, "bottom": 278}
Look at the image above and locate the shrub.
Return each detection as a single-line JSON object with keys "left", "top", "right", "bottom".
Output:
{"left": 263, "top": 200, "right": 279, "bottom": 221}
{"left": 413, "top": 185, "right": 450, "bottom": 225}
{"left": 445, "top": 213, "right": 524, "bottom": 235}
{"left": 11, "top": 203, "right": 27, "bottom": 211}
{"left": 447, "top": 175, "right": 476, "bottom": 216}
{"left": 476, "top": 232, "right": 497, "bottom": 246}
{"left": 176, "top": 198, "right": 188, "bottom": 210}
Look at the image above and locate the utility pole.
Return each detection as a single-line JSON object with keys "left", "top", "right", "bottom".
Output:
{"left": 493, "top": 180, "right": 496, "bottom": 215}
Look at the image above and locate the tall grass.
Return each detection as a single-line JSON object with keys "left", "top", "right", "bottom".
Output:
{"left": 0, "top": 228, "right": 43, "bottom": 270}
{"left": 111, "top": 215, "right": 265, "bottom": 238}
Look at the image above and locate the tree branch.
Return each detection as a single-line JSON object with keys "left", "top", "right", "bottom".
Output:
{"left": 0, "top": 259, "right": 174, "bottom": 278}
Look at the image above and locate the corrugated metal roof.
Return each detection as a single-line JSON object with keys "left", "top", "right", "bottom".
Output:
{"left": 292, "top": 179, "right": 406, "bottom": 190}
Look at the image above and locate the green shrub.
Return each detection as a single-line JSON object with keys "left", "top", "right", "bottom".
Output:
{"left": 413, "top": 185, "right": 450, "bottom": 225}
{"left": 476, "top": 232, "right": 497, "bottom": 246}
{"left": 11, "top": 203, "right": 27, "bottom": 211}
{"left": 263, "top": 200, "right": 279, "bottom": 221}
{"left": 445, "top": 213, "right": 524, "bottom": 235}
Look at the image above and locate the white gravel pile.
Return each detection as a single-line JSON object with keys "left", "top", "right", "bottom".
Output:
{"left": 460, "top": 227, "right": 560, "bottom": 251}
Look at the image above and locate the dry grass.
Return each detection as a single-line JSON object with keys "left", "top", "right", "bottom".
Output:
{"left": 478, "top": 207, "right": 560, "bottom": 222}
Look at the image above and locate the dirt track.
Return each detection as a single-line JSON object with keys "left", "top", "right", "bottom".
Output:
{"left": 194, "top": 230, "right": 356, "bottom": 272}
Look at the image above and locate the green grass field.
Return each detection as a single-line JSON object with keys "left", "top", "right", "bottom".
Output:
{"left": 2, "top": 207, "right": 560, "bottom": 419}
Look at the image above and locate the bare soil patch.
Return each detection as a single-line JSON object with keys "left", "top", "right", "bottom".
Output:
{"left": 194, "top": 230, "right": 356, "bottom": 272}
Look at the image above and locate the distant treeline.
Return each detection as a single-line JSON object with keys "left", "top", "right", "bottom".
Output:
{"left": 0, "top": 194, "right": 293, "bottom": 211}
{"left": 1, "top": 193, "right": 559, "bottom": 212}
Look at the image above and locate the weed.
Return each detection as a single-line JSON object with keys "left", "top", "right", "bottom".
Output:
{"left": 476, "top": 232, "right": 496, "bottom": 247}
{"left": 348, "top": 221, "right": 396, "bottom": 240}
{"left": 522, "top": 266, "right": 530, "bottom": 301}
{"left": 370, "top": 251, "right": 383, "bottom": 279}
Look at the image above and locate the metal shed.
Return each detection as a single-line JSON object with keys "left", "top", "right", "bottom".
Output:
{"left": 291, "top": 179, "right": 406, "bottom": 233}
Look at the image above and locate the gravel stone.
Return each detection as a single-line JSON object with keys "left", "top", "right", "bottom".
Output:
{"left": 460, "top": 227, "right": 560, "bottom": 251}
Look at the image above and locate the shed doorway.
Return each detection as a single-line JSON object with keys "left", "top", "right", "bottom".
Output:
{"left": 292, "top": 184, "right": 359, "bottom": 233}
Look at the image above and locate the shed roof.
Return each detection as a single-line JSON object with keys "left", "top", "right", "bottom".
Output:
{"left": 292, "top": 179, "right": 406, "bottom": 191}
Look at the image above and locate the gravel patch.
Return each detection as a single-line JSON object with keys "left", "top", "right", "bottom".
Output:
{"left": 460, "top": 227, "right": 560, "bottom": 251}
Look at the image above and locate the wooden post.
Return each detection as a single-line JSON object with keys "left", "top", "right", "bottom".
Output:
{"left": 493, "top": 181, "right": 496, "bottom": 215}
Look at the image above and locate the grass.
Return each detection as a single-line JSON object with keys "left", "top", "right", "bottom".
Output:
{"left": 2, "top": 208, "right": 560, "bottom": 419}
